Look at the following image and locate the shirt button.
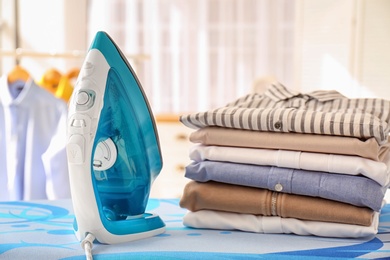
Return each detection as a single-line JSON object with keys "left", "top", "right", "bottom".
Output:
{"left": 275, "top": 183, "right": 283, "bottom": 191}
{"left": 274, "top": 121, "right": 282, "bottom": 129}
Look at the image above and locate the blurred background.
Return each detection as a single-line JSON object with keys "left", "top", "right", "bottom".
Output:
{"left": 1, "top": 0, "right": 389, "bottom": 113}
{"left": 1, "top": 0, "right": 389, "bottom": 198}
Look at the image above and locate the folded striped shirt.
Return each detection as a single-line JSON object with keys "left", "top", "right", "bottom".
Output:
{"left": 180, "top": 83, "right": 390, "bottom": 144}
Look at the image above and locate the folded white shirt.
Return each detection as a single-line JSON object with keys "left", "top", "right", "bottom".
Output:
{"left": 183, "top": 209, "right": 379, "bottom": 238}
{"left": 190, "top": 145, "right": 390, "bottom": 186}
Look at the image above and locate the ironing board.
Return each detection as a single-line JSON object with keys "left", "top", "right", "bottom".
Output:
{"left": 0, "top": 198, "right": 389, "bottom": 259}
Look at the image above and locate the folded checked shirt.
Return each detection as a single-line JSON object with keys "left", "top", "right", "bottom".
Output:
{"left": 180, "top": 83, "right": 390, "bottom": 144}
{"left": 180, "top": 181, "right": 374, "bottom": 226}
{"left": 189, "top": 127, "right": 390, "bottom": 162}
{"left": 183, "top": 209, "right": 379, "bottom": 238}
{"left": 189, "top": 145, "right": 390, "bottom": 186}
{"left": 185, "top": 160, "right": 387, "bottom": 211}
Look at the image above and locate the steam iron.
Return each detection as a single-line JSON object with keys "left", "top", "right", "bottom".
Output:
{"left": 66, "top": 31, "right": 165, "bottom": 245}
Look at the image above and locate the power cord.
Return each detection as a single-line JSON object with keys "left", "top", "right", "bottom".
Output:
{"left": 81, "top": 233, "right": 96, "bottom": 260}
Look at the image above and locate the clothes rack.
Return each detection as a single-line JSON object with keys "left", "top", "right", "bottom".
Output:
{"left": 0, "top": 48, "right": 150, "bottom": 72}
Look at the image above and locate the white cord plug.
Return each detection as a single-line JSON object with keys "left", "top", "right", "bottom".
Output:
{"left": 81, "top": 233, "right": 96, "bottom": 260}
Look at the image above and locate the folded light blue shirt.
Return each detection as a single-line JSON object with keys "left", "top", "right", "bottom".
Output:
{"left": 185, "top": 161, "right": 386, "bottom": 211}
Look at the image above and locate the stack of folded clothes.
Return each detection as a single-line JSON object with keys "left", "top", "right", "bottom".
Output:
{"left": 178, "top": 82, "right": 390, "bottom": 238}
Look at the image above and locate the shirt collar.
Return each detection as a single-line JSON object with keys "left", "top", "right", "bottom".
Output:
{"left": 264, "top": 83, "right": 300, "bottom": 101}
{"left": 264, "top": 83, "right": 346, "bottom": 102}
{"left": 0, "top": 75, "right": 33, "bottom": 106}
{"left": 308, "top": 90, "right": 346, "bottom": 102}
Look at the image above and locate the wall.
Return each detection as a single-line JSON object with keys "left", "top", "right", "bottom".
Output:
{"left": 294, "top": 0, "right": 390, "bottom": 98}
{"left": 0, "top": 0, "right": 87, "bottom": 80}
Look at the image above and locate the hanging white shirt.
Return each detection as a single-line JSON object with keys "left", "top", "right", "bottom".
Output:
{"left": 0, "top": 76, "right": 70, "bottom": 200}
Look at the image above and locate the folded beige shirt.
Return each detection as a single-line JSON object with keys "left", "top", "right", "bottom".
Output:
{"left": 180, "top": 181, "right": 375, "bottom": 226}
{"left": 189, "top": 127, "right": 390, "bottom": 161}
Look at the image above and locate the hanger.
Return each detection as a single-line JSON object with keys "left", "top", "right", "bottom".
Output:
{"left": 7, "top": 65, "right": 30, "bottom": 84}
{"left": 56, "top": 68, "right": 80, "bottom": 102}
{"left": 6, "top": 65, "right": 30, "bottom": 98}
{"left": 38, "top": 68, "right": 62, "bottom": 94}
